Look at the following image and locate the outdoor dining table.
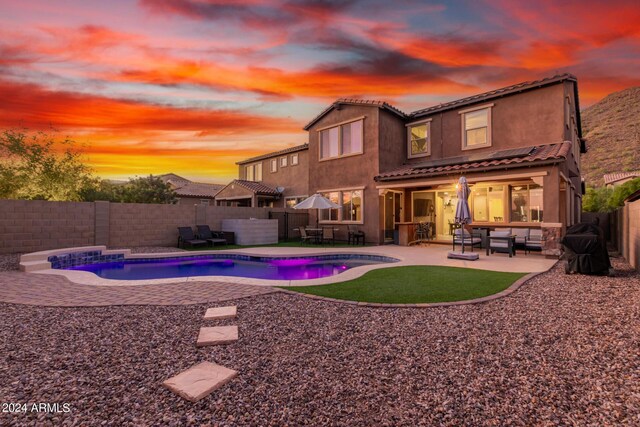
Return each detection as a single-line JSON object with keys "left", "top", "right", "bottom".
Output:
{"left": 305, "top": 227, "right": 339, "bottom": 244}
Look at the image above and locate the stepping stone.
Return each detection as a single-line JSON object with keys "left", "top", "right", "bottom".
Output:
{"left": 204, "top": 305, "right": 237, "bottom": 320}
{"left": 163, "top": 361, "right": 237, "bottom": 402}
{"left": 196, "top": 326, "right": 238, "bottom": 347}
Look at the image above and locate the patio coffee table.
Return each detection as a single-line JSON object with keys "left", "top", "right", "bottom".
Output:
{"left": 486, "top": 235, "right": 517, "bottom": 257}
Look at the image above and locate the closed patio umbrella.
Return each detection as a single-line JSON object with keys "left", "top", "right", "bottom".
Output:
{"left": 293, "top": 193, "right": 340, "bottom": 228}
{"left": 454, "top": 176, "right": 472, "bottom": 254}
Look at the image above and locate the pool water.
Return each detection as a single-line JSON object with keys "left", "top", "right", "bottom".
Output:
{"left": 66, "top": 254, "right": 397, "bottom": 281}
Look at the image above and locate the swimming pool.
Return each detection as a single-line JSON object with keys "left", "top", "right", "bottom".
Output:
{"left": 56, "top": 253, "right": 399, "bottom": 281}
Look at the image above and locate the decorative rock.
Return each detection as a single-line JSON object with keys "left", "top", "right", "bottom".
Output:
{"left": 196, "top": 326, "right": 238, "bottom": 347}
{"left": 204, "top": 306, "right": 237, "bottom": 320}
{"left": 163, "top": 361, "right": 237, "bottom": 402}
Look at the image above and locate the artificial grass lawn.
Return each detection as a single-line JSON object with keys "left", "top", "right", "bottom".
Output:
{"left": 280, "top": 266, "right": 527, "bottom": 304}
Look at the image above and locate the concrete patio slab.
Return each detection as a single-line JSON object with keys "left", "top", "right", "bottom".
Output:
{"left": 204, "top": 306, "right": 237, "bottom": 320}
{"left": 162, "top": 361, "right": 237, "bottom": 402}
{"left": 196, "top": 326, "right": 238, "bottom": 347}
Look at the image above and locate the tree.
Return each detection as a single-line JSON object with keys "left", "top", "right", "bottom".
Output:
{"left": 582, "top": 177, "right": 640, "bottom": 213}
{"left": 583, "top": 185, "right": 613, "bottom": 213}
{"left": 0, "top": 129, "right": 95, "bottom": 201}
{"left": 607, "top": 177, "right": 640, "bottom": 210}
{"left": 117, "top": 175, "right": 177, "bottom": 204}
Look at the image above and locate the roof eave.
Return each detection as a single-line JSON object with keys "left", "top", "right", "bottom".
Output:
{"left": 374, "top": 158, "right": 566, "bottom": 182}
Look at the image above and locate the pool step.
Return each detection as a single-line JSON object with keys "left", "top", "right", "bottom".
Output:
{"left": 203, "top": 305, "right": 237, "bottom": 320}
{"left": 196, "top": 326, "right": 238, "bottom": 347}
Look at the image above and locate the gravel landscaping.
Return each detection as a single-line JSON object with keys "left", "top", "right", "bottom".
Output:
{"left": 0, "top": 255, "right": 638, "bottom": 426}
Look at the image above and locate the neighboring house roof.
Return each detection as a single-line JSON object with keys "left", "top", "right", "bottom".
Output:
{"left": 303, "top": 99, "right": 407, "bottom": 130}
{"left": 158, "top": 173, "right": 224, "bottom": 198}
{"left": 215, "top": 179, "right": 280, "bottom": 198}
{"left": 172, "top": 182, "right": 224, "bottom": 198}
{"left": 375, "top": 142, "right": 572, "bottom": 182}
{"left": 236, "top": 143, "right": 309, "bottom": 165}
{"left": 410, "top": 74, "right": 578, "bottom": 120}
{"left": 603, "top": 171, "right": 640, "bottom": 185}
{"left": 625, "top": 188, "right": 640, "bottom": 203}
{"left": 158, "top": 173, "right": 191, "bottom": 185}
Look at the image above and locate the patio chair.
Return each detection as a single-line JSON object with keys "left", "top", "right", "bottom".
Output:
{"left": 196, "top": 224, "right": 227, "bottom": 247}
{"left": 347, "top": 225, "right": 365, "bottom": 245}
{"left": 452, "top": 228, "right": 482, "bottom": 252}
{"left": 177, "top": 227, "right": 207, "bottom": 249}
{"left": 321, "top": 226, "right": 335, "bottom": 246}
{"left": 512, "top": 228, "right": 530, "bottom": 248}
{"left": 525, "top": 229, "right": 544, "bottom": 254}
{"left": 299, "top": 227, "right": 313, "bottom": 245}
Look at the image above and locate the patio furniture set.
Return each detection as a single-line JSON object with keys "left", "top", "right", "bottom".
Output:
{"left": 298, "top": 225, "right": 365, "bottom": 246}
{"left": 452, "top": 227, "right": 544, "bottom": 257}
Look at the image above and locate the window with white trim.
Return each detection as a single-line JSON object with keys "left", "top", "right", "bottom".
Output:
{"left": 245, "top": 162, "right": 262, "bottom": 181}
{"left": 270, "top": 158, "right": 277, "bottom": 173}
{"left": 319, "top": 189, "right": 364, "bottom": 223}
{"left": 280, "top": 156, "right": 288, "bottom": 167}
{"left": 461, "top": 106, "right": 492, "bottom": 149}
{"left": 291, "top": 153, "right": 299, "bottom": 165}
{"left": 407, "top": 120, "right": 430, "bottom": 158}
{"left": 319, "top": 119, "right": 363, "bottom": 160}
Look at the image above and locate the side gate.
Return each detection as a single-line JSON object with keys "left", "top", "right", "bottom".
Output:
{"left": 269, "top": 211, "right": 309, "bottom": 241}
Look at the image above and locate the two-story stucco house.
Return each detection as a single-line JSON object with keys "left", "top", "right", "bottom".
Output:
{"left": 215, "top": 144, "right": 309, "bottom": 208}
{"left": 230, "top": 74, "right": 585, "bottom": 251}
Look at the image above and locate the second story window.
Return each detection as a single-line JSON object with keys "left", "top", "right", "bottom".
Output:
{"left": 271, "top": 159, "right": 277, "bottom": 173}
{"left": 245, "top": 162, "right": 262, "bottom": 181}
{"left": 319, "top": 119, "right": 363, "bottom": 160}
{"left": 280, "top": 156, "right": 288, "bottom": 167}
{"left": 291, "top": 153, "right": 299, "bottom": 165}
{"left": 407, "top": 120, "right": 431, "bottom": 158}
{"left": 461, "top": 104, "right": 492, "bottom": 150}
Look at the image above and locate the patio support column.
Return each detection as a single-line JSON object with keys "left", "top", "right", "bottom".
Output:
{"left": 251, "top": 194, "right": 258, "bottom": 208}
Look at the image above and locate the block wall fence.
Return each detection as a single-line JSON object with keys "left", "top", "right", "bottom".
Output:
{"left": 0, "top": 199, "right": 303, "bottom": 254}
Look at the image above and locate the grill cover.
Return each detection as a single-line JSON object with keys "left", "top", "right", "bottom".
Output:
{"left": 561, "top": 223, "right": 611, "bottom": 275}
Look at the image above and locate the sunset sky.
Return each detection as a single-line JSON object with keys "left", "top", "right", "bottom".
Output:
{"left": 1, "top": 0, "right": 639, "bottom": 183}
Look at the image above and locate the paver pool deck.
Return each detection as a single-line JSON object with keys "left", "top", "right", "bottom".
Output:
{"left": 8, "top": 245, "right": 557, "bottom": 307}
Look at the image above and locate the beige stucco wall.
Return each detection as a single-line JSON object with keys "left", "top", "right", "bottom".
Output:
{"left": 307, "top": 104, "right": 383, "bottom": 243}
{"left": 622, "top": 199, "right": 640, "bottom": 270}
{"left": 406, "top": 83, "right": 566, "bottom": 164}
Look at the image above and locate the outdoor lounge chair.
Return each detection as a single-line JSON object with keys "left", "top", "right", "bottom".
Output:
{"left": 177, "top": 227, "right": 207, "bottom": 249}
{"left": 525, "top": 229, "right": 544, "bottom": 254}
{"left": 452, "top": 228, "right": 482, "bottom": 252}
{"left": 196, "top": 225, "right": 227, "bottom": 247}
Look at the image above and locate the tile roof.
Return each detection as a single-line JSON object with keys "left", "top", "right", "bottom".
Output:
{"left": 603, "top": 170, "right": 640, "bottom": 185}
{"left": 236, "top": 144, "right": 308, "bottom": 165}
{"left": 216, "top": 180, "right": 280, "bottom": 197}
{"left": 375, "top": 142, "right": 572, "bottom": 182}
{"left": 173, "top": 182, "right": 224, "bottom": 198}
{"left": 303, "top": 99, "right": 407, "bottom": 130}
{"left": 410, "top": 74, "right": 577, "bottom": 119}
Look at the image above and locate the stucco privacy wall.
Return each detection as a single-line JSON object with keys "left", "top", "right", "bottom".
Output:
{"left": 0, "top": 199, "right": 303, "bottom": 254}
{"left": 619, "top": 199, "right": 640, "bottom": 270}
